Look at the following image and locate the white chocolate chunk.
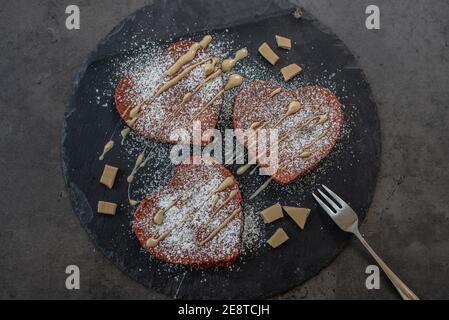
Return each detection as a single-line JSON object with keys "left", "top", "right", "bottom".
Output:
{"left": 275, "top": 35, "right": 292, "bottom": 50}
{"left": 281, "top": 63, "right": 302, "bottom": 81}
{"left": 267, "top": 228, "right": 289, "bottom": 248}
{"left": 283, "top": 207, "right": 311, "bottom": 229}
{"left": 258, "top": 42, "right": 280, "bottom": 65}
{"left": 97, "top": 201, "right": 117, "bottom": 216}
{"left": 100, "top": 164, "right": 119, "bottom": 189}
{"left": 260, "top": 203, "right": 284, "bottom": 223}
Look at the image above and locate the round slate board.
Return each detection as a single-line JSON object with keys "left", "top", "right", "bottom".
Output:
{"left": 62, "top": 0, "right": 380, "bottom": 299}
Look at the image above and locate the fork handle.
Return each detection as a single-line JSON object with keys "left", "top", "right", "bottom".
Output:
{"left": 354, "top": 230, "right": 419, "bottom": 300}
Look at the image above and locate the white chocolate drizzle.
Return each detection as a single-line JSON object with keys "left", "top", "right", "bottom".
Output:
{"left": 211, "top": 194, "right": 219, "bottom": 210}
{"left": 299, "top": 151, "right": 312, "bottom": 158}
{"left": 120, "top": 127, "right": 131, "bottom": 145}
{"left": 165, "top": 35, "right": 212, "bottom": 76}
{"left": 153, "top": 201, "right": 177, "bottom": 225}
{"left": 199, "top": 208, "right": 242, "bottom": 246}
{"left": 164, "top": 68, "right": 223, "bottom": 125}
{"left": 237, "top": 163, "right": 252, "bottom": 175}
{"left": 127, "top": 152, "right": 145, "bottom": 183}
{"left": 99, "top": 140, "right": 114, "bottom": 160}
{"left": 224, "top": 74, "right": 244, "bottom": 90}
{"left": 150, "top": 175, "right": 234, "bottom": 230}
{"left": 250, "top": 121, "right": 264, "bottom": 130}
{"left": 214, "top": 176, "right": 234, "bottom": 193}
{"left": 192, "top": 74, "right": 244, "bottom": 120}
{"left": 273, "top": 100, "right": 302, "bottom": 127}
{"left": 203, "top": 57, "right": 219, "bottom": 77}
{"left": 249, "top": 177, "right": 273, "bottom": 200}
{"left": 202, "top": 190, "right": 238, "bottom": 229}
{"left": 146, "top": 230, "right": 171, "bottom": 248}
{"left": 157, "top": 58, "right": 211, "bottom": 96}
{"left": 269, "top": 87, "right": 282, "bottom": 98}
{"left": 248, "top": 113, "right": 330, "bottom": 200}
{"left": 221, "top": 48, "right": 249, "bottom": 72}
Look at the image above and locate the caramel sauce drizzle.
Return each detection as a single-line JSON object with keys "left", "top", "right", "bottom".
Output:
{"left": 299, "top": 151, "right": 312, "bottom": 158}
{"left": 152, "top": 192, "right": 196, "bottom": 225}
{"left": 125, "top": 103, "right": 144, "bottom": 127}
{"left": 148, "top": 186, "right": 239, "bottom": 248}
{"left": 125, "top": 39, "right": 213, "bottom": 125}
{"left": 127, "top": 140, "right": 162, "bottom": 206}
{"left": 246, "top": 103, "right": 318, "bottom": 136}
{"left": 246, "top": 114, "right": 328, "bottom": 172}
{"left": 236, "top": 163, "right": 252, "bottom": 176}
{"left": 129, "top": 104, "right": 141, "bottom": 118}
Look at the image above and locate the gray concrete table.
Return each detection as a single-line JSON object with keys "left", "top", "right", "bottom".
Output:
{"left": 0, "top": 0, "right": 448, "bottom": 299}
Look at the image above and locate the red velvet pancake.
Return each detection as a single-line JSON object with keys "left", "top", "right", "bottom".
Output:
{"left": 133, "top": 156, "right": 244, "bottom": 267}
{"left": 115, "top": 40, "right": 224, "bottom": 146}
{"left": 233, "top": 80, "right": 343, "bottom": 185}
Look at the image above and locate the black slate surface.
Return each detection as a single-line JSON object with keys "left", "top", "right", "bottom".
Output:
{"left": 62, "top": 0, "right": 380, "bottom": 299}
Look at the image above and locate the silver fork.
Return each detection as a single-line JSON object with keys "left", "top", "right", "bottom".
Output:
{"left": 313, "top": 185, "right": 419, "bottom": 300}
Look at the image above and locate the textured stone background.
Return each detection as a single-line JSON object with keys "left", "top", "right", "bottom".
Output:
{"left": 0, "top": 0, "right": 448, "bottom": 299}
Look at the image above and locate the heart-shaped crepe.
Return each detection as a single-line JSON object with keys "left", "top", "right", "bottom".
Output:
{"left": 133, "top": 156, "right": 243, "bottom": 267}
{"left": 115, "top": 40, "right": 224, "bottom": 145}
{"left": 233, "top": 80, "right": 343, "bottom": 185}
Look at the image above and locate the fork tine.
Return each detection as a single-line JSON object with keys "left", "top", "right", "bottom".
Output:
{"left": 322, "top": 185, "right": 347, "bottom": 207}
{"left": 317, "top": 189, "right": 340, "bottom": 212}
{"left": 312, "top": 192, "right": 335, "bottom": 216}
